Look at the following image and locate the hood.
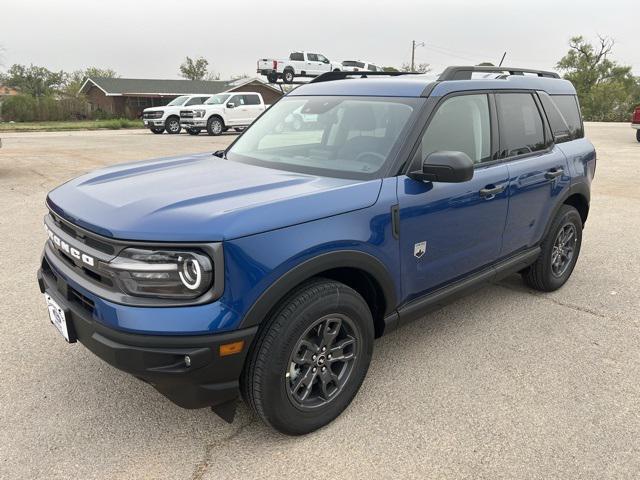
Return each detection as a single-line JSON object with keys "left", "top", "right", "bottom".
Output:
{"left": 47, "top": 154, "right": 382, "bottom": 242}
{"left": 142, "top": 106, "right": 166, "bottom": 113}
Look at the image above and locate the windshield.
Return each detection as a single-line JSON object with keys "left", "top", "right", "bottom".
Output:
{"left": 227, "top": 96, "right": 421, "bottom": 179}
{"left": 166, "top": 96, "right": 189, "bottom": 106}
{"left": 205, "top": 94, "right": 231, "bottom": 105}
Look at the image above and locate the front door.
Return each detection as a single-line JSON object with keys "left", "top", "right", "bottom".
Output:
{"left": 225, "top": 95, "right": 246, "bottom": 125}
{"left": 397, "top": 93, "right": 509, "bottom": 302}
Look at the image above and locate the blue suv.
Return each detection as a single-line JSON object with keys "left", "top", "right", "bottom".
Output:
{"left": 37, "top": 66, "right": 596, "bottom": 435}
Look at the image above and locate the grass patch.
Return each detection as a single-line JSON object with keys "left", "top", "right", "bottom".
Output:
{"left": 0, "top": 119, "right": 144, "bottom": 132}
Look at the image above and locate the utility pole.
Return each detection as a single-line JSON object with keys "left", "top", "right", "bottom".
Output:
{"left": 411, "top": 40, "right": 425, "bottom": 71}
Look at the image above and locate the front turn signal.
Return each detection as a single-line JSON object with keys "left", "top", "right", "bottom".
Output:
{"left": 219, "top": 340, "right": 245, "bottom": 357}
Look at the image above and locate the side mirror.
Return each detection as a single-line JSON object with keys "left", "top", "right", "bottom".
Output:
{"left": 226, "top": 102, "right": 235, "bottom": 109}
{"left": 409, "top": 151, "right": 474, "bottom": 183}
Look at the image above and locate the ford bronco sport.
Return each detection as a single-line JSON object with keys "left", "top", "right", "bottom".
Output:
{"left": 37, "top": 66, "right": 595, "bottom": 435}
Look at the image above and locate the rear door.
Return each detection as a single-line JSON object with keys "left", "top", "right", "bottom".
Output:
{"left": 242, "top": 94, "right": 264, "bottom": 123}
{"left": 497, "top": 92, "right": 570, "bottom": 256}
{"left": 397, "top": 93, "right": 509, "bottom": 301}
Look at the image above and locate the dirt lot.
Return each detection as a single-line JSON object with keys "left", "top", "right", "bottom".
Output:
{"left": 0, "top": 125, "right": 638, "bottom": 479}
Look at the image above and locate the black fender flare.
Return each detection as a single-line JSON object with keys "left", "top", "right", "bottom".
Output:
{"left": 239, "top": 250, "right": 397, "bottom": 329}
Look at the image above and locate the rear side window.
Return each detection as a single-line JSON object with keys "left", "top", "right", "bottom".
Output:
{"left": 496, "top": 93, "right": 546, "bottom": 157}
{"left": 552, "top": 95, "right": 584, "bottom": 140}
{"left": 307, "top": 53, "right": 318, "bottom": 61}
{"left": 419, "top": 94, "right": 491, "bottom": 164}
{"left": 243, "top": 94, "right": 261, "bottom": 105}
{"left": 290, "top": 52, "right": 304, "bottom": 61}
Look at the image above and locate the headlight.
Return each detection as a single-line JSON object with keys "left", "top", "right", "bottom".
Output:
{"left": 102, "top": 248, "right": 213, "bottom": 299}
{"left": 194, "top": 109, "right": 206, "bottom": 118}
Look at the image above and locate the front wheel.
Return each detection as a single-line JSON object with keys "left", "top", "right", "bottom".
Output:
{"left": 165, "top": 117, "right": 181, "bottom": 134}
{"left": 241, "top": 279, "right": 374, "bottom": 435}
{"left": 636, "top": 129, "right": 640, "bottom": 143}
{"left": 206, "top": 117, "right": 224, "bottom": 136}
{"left": 522, "top": 205, "right": 583, "bottom": 291}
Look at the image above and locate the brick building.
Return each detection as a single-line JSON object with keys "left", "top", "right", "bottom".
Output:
{"left": 79, "top": 77, "right": 282, "bottom": 118}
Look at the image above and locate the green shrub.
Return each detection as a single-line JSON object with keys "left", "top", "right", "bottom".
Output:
{"left": 1, "top": 95, "right": 38, "bottom": 121}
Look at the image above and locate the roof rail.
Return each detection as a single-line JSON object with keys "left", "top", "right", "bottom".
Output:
{"left": 310, "top": 71, "right": 418, "bottom": 84}
{"left": 438, "top": 66, "right": 560, "bottom": 81}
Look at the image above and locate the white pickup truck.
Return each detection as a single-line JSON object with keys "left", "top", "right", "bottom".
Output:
{"left": 142, "top": 94, "right": 212, "bottom": 134}
{"left": 257, "top": 52, "right": 342, "bottom": 83}
{"left": 179, "top": 92, "right": 268, "bottom": 136}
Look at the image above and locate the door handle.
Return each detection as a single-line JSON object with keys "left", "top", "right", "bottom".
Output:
{"left": 545, "top": 168, "right": 564, "bottom": 180}
{"left": 479, "top": 184, "right": 505, "bottom": 198}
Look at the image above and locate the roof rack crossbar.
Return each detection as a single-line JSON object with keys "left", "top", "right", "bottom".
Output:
{"left": 438, "top": 66, "right": 560, "bottom": 81}
{"left": 310, "top": 71, "right": 418, "bottom": 84}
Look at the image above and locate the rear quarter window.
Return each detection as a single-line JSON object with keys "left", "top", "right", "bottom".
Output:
{"left": 551, "top": 95, "right": 584, "bottom": 141}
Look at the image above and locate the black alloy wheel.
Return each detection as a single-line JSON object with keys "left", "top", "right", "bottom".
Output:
{"left": 286, "top": 314, "right": 359, "bottom": 410}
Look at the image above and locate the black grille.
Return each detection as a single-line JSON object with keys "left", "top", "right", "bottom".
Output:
{"left": 49, "top": 211, "right": 115, "bottom": 255}
{"left": 143, "top": 111, "right": 163, "bottom": 119}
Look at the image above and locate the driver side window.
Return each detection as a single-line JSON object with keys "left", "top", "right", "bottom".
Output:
{"left": 417, "top": 94, "right": 491, "bottom": 165}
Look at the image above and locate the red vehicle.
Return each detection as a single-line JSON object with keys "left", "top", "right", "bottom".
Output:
{"left": 633, "top": 105, "right": 640, "bottom": 142}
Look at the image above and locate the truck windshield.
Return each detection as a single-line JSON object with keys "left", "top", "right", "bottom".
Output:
{"left": 205, "top": 94, "right": 231, "bottom": 105}
{"left": 226, "top": 96, "right": 422, "bottom": 180}
{"left": 166, "top": 96, "right": 189, "bottom": 106}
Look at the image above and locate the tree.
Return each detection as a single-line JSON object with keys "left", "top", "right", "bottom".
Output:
{"left": 179, "top": 56, "right": 210, "bottom": 80}
{"left": 400, "top": 62, "right": 431, "bottom": 73}
{"left": 64, "top": 67, "right": 118, "bottom": 97}
{"left": 557, "top": 35, "right": 640, "bottom": 121}
{"left": 3, "top": 64, "right": 65, "bottom": 96}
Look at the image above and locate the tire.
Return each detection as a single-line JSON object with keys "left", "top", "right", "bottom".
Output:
{"left": 186, "top": 128, "right": 201, "bottom": 135}
{"left": 234, "top": 127, "right": 245, "bottom": 133}
{"left": 150, "top": 127, "right": 164, "bottom": 134}
{"left": 165, "top": 116, "right": 181, "bottom": 134}
{"left": 522, "top": 205, "right": 583, "bottom": 292}
{"left": 241, "top": 278, "right": 374, "bottom": 435}
{"left": 283, "top": 69, "right": 294, "bottom": 84}
{"left": 636, "top": 129, "right": 640, "bottom": 143}
{"left": 206, "top": 116, "right": 224, "bottom": 136}
{"left": 267, "top": 72, "right": 278, "bottom": 84}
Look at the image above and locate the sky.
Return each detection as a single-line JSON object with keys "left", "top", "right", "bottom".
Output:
{"left": 1, "top": 0, "right": 638, "bottom": 79}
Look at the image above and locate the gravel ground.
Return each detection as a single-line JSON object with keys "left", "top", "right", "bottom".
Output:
{"left": 0, "top": 124, "right": 638, "bottom": 479}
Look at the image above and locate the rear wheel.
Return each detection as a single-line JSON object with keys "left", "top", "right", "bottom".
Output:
{"left": 241, "top": 279, "right": 374, "bottom": 435}
{"left": 283, "top": 69, "right": 294, "bottom": 84}
{"left": 186, "top": 128, "right": 201, "bottom": 135}
{"left": 206, "top": 116, "right": 224, "bottom": 136}
{"left": 165, "top": 117, "right": 181, "bottom": 134}
{"left": 522, "top": 205, "right": 582, "bottom": 291}
{"left": 150, "top": 127, "right": 164, "bottom": 134}
{"left": 234, "top": 127, "right": 245, "bottom": 133}
{"left": 636, "top": 129, "right": 640, "bottom": 142}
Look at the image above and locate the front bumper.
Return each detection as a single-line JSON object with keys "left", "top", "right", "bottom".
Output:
{"left": 143, "top": 118, "right": 165, "bottom": 127}
{"left": 180, "top": 118, "right": 207, "bottom": 128}
{"left": 37, "top": 253, "right": 257, "bottom": 410}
